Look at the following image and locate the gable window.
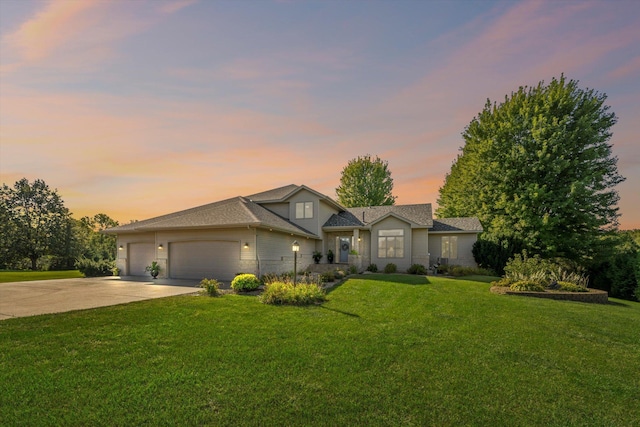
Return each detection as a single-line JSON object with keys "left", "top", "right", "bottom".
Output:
{"left": 442, "top": 236, "right": 458, "bottom": 259}
{"left": 378, "top": 229, "right": 404, "bottom": 258}
{"left": 295, "top": 202, "right": 313, "bottom": 219}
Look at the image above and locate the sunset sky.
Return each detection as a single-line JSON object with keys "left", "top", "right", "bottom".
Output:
{"left": 1, "top": 0, "right": 638, "bottom": 229}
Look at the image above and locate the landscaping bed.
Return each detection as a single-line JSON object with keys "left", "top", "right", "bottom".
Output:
{"left": 491, "top": 286, "right": 608, "bottom": 303}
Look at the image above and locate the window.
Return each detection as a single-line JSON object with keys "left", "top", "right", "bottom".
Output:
{"left": 442, "top": 236, "right": 458, "bottom": 259}
{"left": 378, "top": 229, "right": 404, "bottom": 258}
{"left": 295, "top": 202, "right": 313, "bottom": 219}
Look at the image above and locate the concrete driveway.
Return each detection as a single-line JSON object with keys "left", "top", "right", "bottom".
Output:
{"left": 0, "top": 277, "right": 201, "bottom": 320}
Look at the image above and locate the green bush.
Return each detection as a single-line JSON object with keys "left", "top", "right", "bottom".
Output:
{"left": 321, "top": 270, "right": 336, "bottom": 282}
{"left": 504, "top": 252, "right": 589, "bottom": 287}
{"left": 491, "top": 277, "right": 514, "bottom": 287}
{"left": 199, "top": 278, "right": 221, "bottom": 297}
{"left": 75, "top": 257, "right": 115, "bottom": 277}
{"left": 472, "top": 236, "right": 524, "bottom": 276}
{"left": 407, "top": 264, "right": 427, "bottom": 275}
{"left": 510, "top": 281, "right": 545, "bottom": 292}
{"left": 366, "top": 263, "right": 378, "bottom": 272}
{"left": 260, "top": 282, "right": 326, "bottom": 306}
{"left": 348, "top": 265, "right": 358, "bottom": 275}
{"left": 384, "top": 263, "right": 397, "bottom": 274}
{"left": 231, "top": 273, "right": 260, "bottom": 292}
{"left": 556, "top": 281, "right": 588, "bottom": 293}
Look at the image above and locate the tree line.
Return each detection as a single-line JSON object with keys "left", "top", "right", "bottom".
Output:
{"left": 0, "top": 178, "right": 119, "bottom": 273}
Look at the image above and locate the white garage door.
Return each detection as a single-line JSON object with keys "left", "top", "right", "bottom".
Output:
{"left": 169, "top": 241, "right": 239, "bottom": 281}
{"left": 128, "top": 243, "right": 155, "bottom": 276}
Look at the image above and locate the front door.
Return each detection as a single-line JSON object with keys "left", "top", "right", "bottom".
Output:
{"left": 339, "top": 237, "right": 350, "bottom": 263}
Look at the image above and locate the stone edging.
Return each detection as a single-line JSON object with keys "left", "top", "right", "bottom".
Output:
{"left": 490, "top": 286, "right": 608, "bottom": 304}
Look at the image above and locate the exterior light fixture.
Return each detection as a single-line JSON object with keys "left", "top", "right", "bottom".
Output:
{"left": 244, "top": 242, "right": 249, "bottom": 249}
{"left": 119, "top": 245, "right": 123, "bottom": 251}
{"left": 292, "top": 240, "right": 300, "bottom": 285}
{"left": 158, "top": 244, "right": 163, "bottom": 250}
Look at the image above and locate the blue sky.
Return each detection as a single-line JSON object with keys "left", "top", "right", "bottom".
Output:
{"left": 1, "top": 0, "right": 638, "bottom": 228}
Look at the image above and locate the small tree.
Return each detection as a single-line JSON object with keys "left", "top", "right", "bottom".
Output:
{"left": 336, "top": 154, "right": 396, "bottom": 207}
{"left": 0, "top": 178, "right": 71, "bottom": 270}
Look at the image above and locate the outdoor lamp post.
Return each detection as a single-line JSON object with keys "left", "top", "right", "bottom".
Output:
{"left": 292, "top": 240, "right": 300, "bottom": 285}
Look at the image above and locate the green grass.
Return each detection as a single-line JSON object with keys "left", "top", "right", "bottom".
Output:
{"left": 1, "top": 274, "right": 639, "bottom": 426}
{"left": 0, "top": 270, "right": 84, "bottom": 283}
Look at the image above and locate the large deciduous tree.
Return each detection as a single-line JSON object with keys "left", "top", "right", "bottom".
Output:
{"left": 0, "top": 178, "right": 71, "bottom": 270}
{"left": 336, "top": 154, "right": 396, "bottom": 207}
{"left": 77, "top": 213, "right": 119, "bottom": 261}
{"left": 437, "top": 75, "right": 625, "bottom": 262}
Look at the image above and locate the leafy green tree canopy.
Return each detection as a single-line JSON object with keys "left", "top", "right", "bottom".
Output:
{"left": 437, "top": 75, "right": 625, "bottom": 261}
{"left": 336, "top": 154, "right": 396, "bottom": 207}
{"left": 0, "top": 178, "right": 71, "bottom": 270}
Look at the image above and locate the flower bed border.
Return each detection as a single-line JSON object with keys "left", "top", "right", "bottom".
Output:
{"left": 490, "top": 286, "right": 608, "bottom": 304}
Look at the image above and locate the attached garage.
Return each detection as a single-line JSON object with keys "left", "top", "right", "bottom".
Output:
{"left": 169, "top": 241, "right": 240, "bottom": 280}
{"left": 128, "top": 242, "right": 155, "bottom": 276}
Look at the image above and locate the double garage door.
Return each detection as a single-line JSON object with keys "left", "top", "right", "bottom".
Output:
{"left": 169, "top": 241, "right": 239, "bottom": 281}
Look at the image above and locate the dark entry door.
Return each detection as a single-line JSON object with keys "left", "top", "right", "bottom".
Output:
{"left": 339, "top": 238, "right": 350, "bottom": 263}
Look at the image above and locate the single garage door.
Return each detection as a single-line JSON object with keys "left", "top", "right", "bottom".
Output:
{"left": 169, "top": 241, "right": 239, "bottom": 281}
{"left": 128, "top": 243, "right": 155, "bottom": 276}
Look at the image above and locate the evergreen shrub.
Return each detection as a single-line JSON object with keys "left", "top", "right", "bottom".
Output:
{"left": 75, "top": 257, "right": 114, "bottom": 277}
{"left": 407, "top": 264, "right": 427, "bottom": 275}
{"left": 384, "top": 263, "right": 397, "bottom": 274}
{"left": 231, "top": 273, "right": 260, "bottom": 292}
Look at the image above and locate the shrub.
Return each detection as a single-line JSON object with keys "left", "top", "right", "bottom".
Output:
{"left": 504, "top": 251, "right": 590, "bottom": 289}
{"left": 231, "top": 273, "right": 260, "bottom": 292}
{"left": 556, "top": 281, "right": 588, "bottom": 293}
{"left": 472, "top": 236, "right": 524, "bottom": 276}
{"left": 491, "top": 277, "right": 514, "bottom": 287}
{"left": 321, "top": 270, "right": 336, "bottom": 282}
{"left": 384, "top": 263, "right": 397, "bottom": 274}
{"left": 407, "top": 264, "right": 427, "bottom": 275}
{"left": 510, "top": 281, "right": 545, "bottom": 292}
{"left": 348, "top": 265, "right": 358, "bottom": 275}
{"left": 437, "top": 264, "right": 449, "bottom": 275}
{"left": 75, "top": 257, "right": 115, "bottom": 277}
{"left": 504, "top": 252, "right": 553, "bottom": 283}
{"left": 199, "top": 278, "right": 221, "bottom": 297}
{"left": 260, "top": 282, "right": 326, "bottom": 306}
{"left": 366, "top": 263, "right": 378, "bottom": 272}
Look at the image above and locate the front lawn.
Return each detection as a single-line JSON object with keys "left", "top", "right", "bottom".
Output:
{"left": 1, "top": 275, "right": 638, "bottom": 426}
{"left": 0, "top": 270, "right": 84, "bottom": 283}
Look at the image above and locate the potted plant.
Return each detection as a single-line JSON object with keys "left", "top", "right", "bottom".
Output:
{"left": 312, "top": 250, "right": 323, "bottom": 264}
{"left": 327, "top": 249, "right": 334, "bottom": 264}
{"left": 145, "top": 261, "right": 160, "bottom": 279}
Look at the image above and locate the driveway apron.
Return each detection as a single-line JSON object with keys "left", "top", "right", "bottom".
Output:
{"left": 0, "top": 277, "right": 200, "bottom": 320}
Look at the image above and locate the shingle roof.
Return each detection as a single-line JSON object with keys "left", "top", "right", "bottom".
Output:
{"left": 245, "top": 184, "right": 299, "bottom": 202}
{"left": 104, "top": 196, "right": 318, "bottom": 238}
{"left": 323, "top": 204, "right": 433, "bottom": 228}
{"left": 431, "top": 217, "right": 483, "bottom": 232}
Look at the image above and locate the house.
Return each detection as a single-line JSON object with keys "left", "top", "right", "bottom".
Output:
{"left": 104, "top": 184, "right": 482, "bottom": 280}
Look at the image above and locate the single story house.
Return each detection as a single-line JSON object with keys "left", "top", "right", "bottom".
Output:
{"left": 104, "top": 184, "right": 482, "bottom": 281}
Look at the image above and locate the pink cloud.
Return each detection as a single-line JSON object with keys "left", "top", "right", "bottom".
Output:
{"left": 159, "top": 0, "right": 199, "bottom": 15}
{"left": 4, "top": 0, "right": 103, "bottom": 62}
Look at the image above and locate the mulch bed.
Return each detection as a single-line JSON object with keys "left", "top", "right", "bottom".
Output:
{"left": 490, "top": 286, "right": 609, "bottom": 304}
